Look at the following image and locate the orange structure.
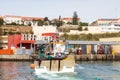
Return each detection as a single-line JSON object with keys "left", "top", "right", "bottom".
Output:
{"left": 0, "top": 49, "right": 13, "bottom": 55}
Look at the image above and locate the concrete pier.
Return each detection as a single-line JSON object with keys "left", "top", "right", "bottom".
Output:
{"left": 0, "top": 54, "right": 32, "bottom": 61}
{"left": 75, "top": 54, "right": 120, "bottom": 61}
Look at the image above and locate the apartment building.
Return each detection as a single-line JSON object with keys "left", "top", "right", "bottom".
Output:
{"left": 22, "top": 16, "right": 44, "bottom": 26}
{"left": 67, "top": 25, "right": 120, "bottom": 35}
{"left": 90, "top": 18, "right": 120, "bottom": 26}
{"left": 3, "top": 15, "right": 22, "bottom": 25}
{"left": 33, "top": 25, "right": 58, "bottom": 40}
{"left": 2, "top": 15, "right": 43, "bottom": 26}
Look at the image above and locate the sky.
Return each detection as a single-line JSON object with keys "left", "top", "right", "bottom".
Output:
{"left": 0, "top": 0, "right": 120, "bottom": 23}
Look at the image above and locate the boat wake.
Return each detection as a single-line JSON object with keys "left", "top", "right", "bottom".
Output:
{"left": 34, "top": 72, "right": 83, "bottom": 80}
{"left": 33, "top": 64, "right": 85, "bottom": 80}
{"left": 75, "top": 64, "right": 85, "bottom": 70}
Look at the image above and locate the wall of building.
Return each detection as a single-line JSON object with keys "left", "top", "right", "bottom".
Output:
{"left": 64, "top": 25, "right": 120, "bottom": 35}
{"left": 100, "top": 37, "right": 120, "bottom": 42}
{"left": 8, "top": 35, "right": 21, "bottom": 49}
{"left": 3, "top": 15, "right": 22, "bottom": 24}
{"left": 33, "top": 25, "right": 58, "bottom": 39}
{"left": 100, "top": 37, "right": 120, "bottom": 54}
{"left": 98, "top": 20, "right": 120, "bottom": 26}
{"left": 2, "top": 15, "right": 43, "bottom": 26}
{"left": 90, "top": 18, "right": 120, "bottom": 26}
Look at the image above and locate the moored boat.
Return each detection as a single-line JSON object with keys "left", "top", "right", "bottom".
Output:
{"left": 30, "top": 40, "right": 75, "bottom": 73}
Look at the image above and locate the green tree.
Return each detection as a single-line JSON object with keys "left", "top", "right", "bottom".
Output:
{"left": 44, "top": 17, "right": 49, "bottom": 21}
{"left": 16, "top": 32, "right": 21, "bottom": 34}
{"left": 0, "top": 19, "right": 4, "bottom": 26}
{"left": 60, "top": 32, "right": 120, "bottom": 41}
{"left": 28, "top": 22, "right": 31, "bottom": 26}
{"left": 44, "top": 17, "right": 50, "bottom": 25}
{"left": 0, "top": 27, "right": 2, "bottom": 36}
{"left": 72, "top": 11, "right": 78, "bottom": 25}
{"left": 67, "top": 22, "right": 72, "bottom": 25}
{"left": 11, "top": 22, "right": 17, "bottom": 25}
{"left": 38, "top": 20, "right": 44, "bottom": 26}
{"left": 56, "top": 21, "right": 64, "bottom": 27}
{"left": 84, "top": 27, "right": 88, "bottom": 31}
{"left": 79, "top": 22, "right": 88, "bottom": 26}
{"left": 8, "top": 31, "right": 14, "bottom": 35}
{"left": 78, "top": 26, "right": 82, "bottom": 31}
{"left": 61, "top": 33, "right": 68, "bottom": 40}
{"left": 57, "top": 16, "right": 64, "bottom": 27}
{"left": 29, "top": 29, "right": 34, "bottom": 34}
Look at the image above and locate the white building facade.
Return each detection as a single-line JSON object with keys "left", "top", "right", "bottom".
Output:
{"left": 3, "top": 15, "right": 43, "bottom": 26}
{"left": 32, "top": 25, "right": 58, "bottom": 40}
{"left": 3, "top": 15, "right": 22, "bottom": 25}
{"left": 66, "top": 24, "right": 120, "bottom": 35}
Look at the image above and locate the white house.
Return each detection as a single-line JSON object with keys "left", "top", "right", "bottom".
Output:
{"left": 90, "top": 18, "right": 120, "bottom": 26}
{"left": 3, "top": 15, "right": 43, "bottom": 26}
{"left": 22, "top": 17, "right": 43, "bottom": 26}
{"left": 3, "top": 15, "right": 22, "bottom": 25}
{"left": 66, "top": 24, "right": 120, "bottom": 35}
{"left": 32, "top": 25, "right": 58, "bottom": 40}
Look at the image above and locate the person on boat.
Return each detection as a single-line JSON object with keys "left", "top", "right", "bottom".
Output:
{"left": 38, "top": 45, "right": 46, "bottom": 59}
{"left": 38, "top": 50, "right": 45, "bottom": 59}
{"left": 56, "top": 52, "right": 62, "bottom": 58}
{"left": 46, "top": 52, "right": 53, "bottom": 59}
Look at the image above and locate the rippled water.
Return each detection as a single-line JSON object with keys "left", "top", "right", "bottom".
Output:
{"left": 0, "top": 61, "right": 120, "bottom": 80}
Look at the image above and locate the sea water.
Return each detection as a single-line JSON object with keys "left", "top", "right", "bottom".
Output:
{"left": 0, "top": 61, "right": 120, "bottom": 80}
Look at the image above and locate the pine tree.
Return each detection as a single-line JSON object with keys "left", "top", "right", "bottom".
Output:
{"left": 72, "top": 11, "right": 78, "bottom": 25}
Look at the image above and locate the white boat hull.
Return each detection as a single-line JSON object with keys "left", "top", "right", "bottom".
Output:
{"left": 35, "top": 66, "right": 74, "bottom": 74}
{"left": 34, "top": 55, "right": 75, "bottom": 74}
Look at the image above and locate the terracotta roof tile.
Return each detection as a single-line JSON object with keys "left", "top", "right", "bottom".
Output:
{"left": 61, "top": 18, "right": 80, "bottom": 21}
{"left": 98, "top": 18, "right": 119, "bottom": 21}
{"left": 4, "top": 15, "right": 21, "bottom": 18}
{"left": 3, "top": 15, "right": 44, "bottom": 21}
{"left": 22, "top": 17, "right": 44, "bottom": 21}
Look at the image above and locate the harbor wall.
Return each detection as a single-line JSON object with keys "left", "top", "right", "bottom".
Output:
{"left": 0, "top": 54, "right": 32, "bottom": 61}
{"left": 75, "top": 54, "right": 120, "bottom": 61}
{"left": 1, "top": 54, "right": 120, "bottom": 61}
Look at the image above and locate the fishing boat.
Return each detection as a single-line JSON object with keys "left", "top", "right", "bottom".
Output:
{"left": 30, "top": 40, "right": 75, "bottom": 73}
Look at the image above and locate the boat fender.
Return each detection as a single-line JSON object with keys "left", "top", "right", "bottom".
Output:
{"left": 30, "top": 64, "right": 35, "bottom": 69}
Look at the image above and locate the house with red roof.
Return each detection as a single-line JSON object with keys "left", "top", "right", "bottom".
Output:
{"left": 22, "top": 16, "right": 44, "bottom": 26}
{"left": 3, "top": 15, "right": 22, "bottom": 25}
{"left": 3, "top": 15, "right": 44, "bottom": 26}
{"left": 61, "top": 18, "right": 80, "bottom": 23}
